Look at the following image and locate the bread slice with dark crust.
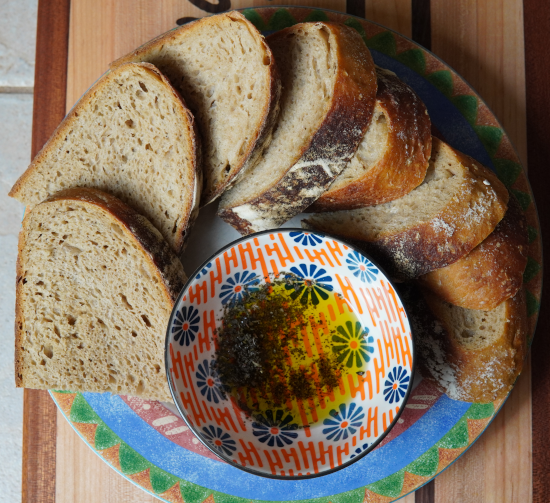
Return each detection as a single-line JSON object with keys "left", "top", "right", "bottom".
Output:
{"left": 406, "top": 286, "right": 527, "bottom": 403}
{"left": 112, "top": 11, "right": 281, "bottom": 206}
{"left": 309, "top": 67, "right": 431, "bottom": 211}
{"left": 218, "top": 22, "right": 377, "bottom": 234}
{"left": 15, "top": 188, "right": 186, "bottom": 401}
{"left": 9, "top": 62, "right": 200, "bottom": 254}
{"left": 419, "top": 196, "right": 528, "bottom": 310}
{"left": 303, "top": 137, "right": 509, "bottom": 280}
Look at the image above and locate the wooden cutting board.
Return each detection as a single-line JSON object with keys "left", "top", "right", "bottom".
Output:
{"left": 25, "top": 0, "right": 550, "bottom": 501}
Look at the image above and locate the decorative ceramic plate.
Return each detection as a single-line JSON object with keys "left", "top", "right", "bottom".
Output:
{"left": 50, "top": 6, "right": 542, "bottom": 503}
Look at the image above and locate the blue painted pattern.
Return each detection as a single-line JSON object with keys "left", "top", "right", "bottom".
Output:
{"left": 172, "top": 305, "right": 200, "bottom": 347}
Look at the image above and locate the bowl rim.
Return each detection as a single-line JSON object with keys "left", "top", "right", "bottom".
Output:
{"left": 165, "top": 227, "right": 416, "bottom": 480}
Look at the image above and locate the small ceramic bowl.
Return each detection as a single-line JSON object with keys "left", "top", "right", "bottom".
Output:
{"left": 165, "top": 229, "right": 414, "bottom": 479}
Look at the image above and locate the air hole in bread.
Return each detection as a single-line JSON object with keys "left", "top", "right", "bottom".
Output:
{"left": 139, "top": 81, "right": 148, "bottom": 93}
{"left": 141, "top": 314, "right": 152, "bottom": 328}
{"left": 461, "top": 329, "right": 474, "bottom": 339}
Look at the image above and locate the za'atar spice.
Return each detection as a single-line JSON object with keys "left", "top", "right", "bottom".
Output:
{"left": 212, "top": 274, "right": 362, "bottom": 425}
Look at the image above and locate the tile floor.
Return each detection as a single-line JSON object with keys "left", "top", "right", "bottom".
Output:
{"left": 0, "top": 0, "right": 38, "bottom": 500}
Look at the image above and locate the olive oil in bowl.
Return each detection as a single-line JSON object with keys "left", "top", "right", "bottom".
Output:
{"left": 213, "top": 274, "right": 373, "bottom": 428}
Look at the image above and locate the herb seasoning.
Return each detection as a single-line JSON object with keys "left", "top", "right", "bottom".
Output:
{"left": 213, "top": 274, "right": 367, "bottom": 426}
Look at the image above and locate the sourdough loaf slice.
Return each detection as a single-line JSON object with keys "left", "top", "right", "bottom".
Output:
{"left": 309, "top": 67, "right": 431, "bottom": 211}
{"left": 303, "top": 137, "right": 509, "bottom": 280}
{"left": 15, "top": 188, "right": 186, "bottom": 401}
{"left": 218, "top": 22, "right": 377, "bottom": 234}
{"left": 419, "top": 196, "right": 528, "bottom": 310}
{"left": 9, "top": 62, "right": 200, "bottom": 254}
{"left": 112, "top": 11, "right": 281, "bottom": 205}
{"left": 408, "top": 286, "right": 527, "bottom": 403}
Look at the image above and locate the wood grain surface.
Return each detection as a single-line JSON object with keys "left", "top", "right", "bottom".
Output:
{"left": 23, "top": 1, "right": 71, "bottom": 503}
{"left": 431, "top": 0, "right": 531, "bottom": 500}
{"left": 25, "top": 0, "right": 543, "bottom": 502}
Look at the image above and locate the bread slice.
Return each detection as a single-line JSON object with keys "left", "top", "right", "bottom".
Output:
{"left": 15, "top": 188, "right": 186, "bottom": 401}
{"left": 112, "top": 11, "right": 281, "bottom": 206}
{"left": 408, "top": 286, "right": 527, "bottom": 403}
{"left": 9, "top": 62, "right": 200, "bottom": 254}
{"left": 302, "top": 137, "right": 509, "bottom": 279}
{"left": 419, "top": 195, "right": 528, "bottom": 310}
{"left": 309, "top": 66, "right": 431, "bottom": 211}
{"left": 217, "top": 22, "right": 378, "bottom": 234}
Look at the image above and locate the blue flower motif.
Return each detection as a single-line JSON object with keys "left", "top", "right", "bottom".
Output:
{"left": 195, "top": 262, "right": 212, "bottom": 279}
{"left": 322, "top": 402, "right": 365, "bottom": 442}
{"left": 383, "top": 366, "right": 410, "bottom": 404}
{"left": 346, "top": 251, "right": 379, "bottom": 283}
{"left": 284, "top": 263, "right": 333, "bottom": 305}
{"left": 201, "top": 425, "right": 237, "bottom": 457}
{"left": 289, "top": 231, "right": 324, "bottom": 246}
{"left": 172, "top": 305, "right": 200, "bottom": 347}
{"left": 350, "top": 442, "right": 370, "bottom": 459}
{"left": 332, "top": 320, "right": 375, "bottom": 368}
{"left": 252, "top": 409, "right": 299, "bottom": 447}
{"left": 219, "top": 271, "right": 260, "bottom": 305}
{"left": 196, "top": 360, "right": 224, "bottom": 404}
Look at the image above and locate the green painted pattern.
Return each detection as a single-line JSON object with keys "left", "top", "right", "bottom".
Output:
{"left": 528, "top": 226, "right": 538, "bottom": 244}
{"left": 494, "top": 159, "right": 522, "bottom": 188}
{"left": 94, "top": 422, "right": 121, "bottom": 450}
{"left": 427, "top": 70, "right": 453, "bottom": 97}
{"left": 406, "top": 447, "right": 439, "bottom": 477}
{"left": 242, "top": 9, "right": 266, "bottom": 31}
{"left": 365, "top": 31, "right": 397, "bottom": 57}
{"left": 396, "top": 49, "right": 426, "bottom": 75}
{"left": 364, "top": 402, "right": 494, "bottom": 497}
{"left": 70, "top": 393, "right": 101, "bottom": 424}
{"left": 526, "top": 289, "right": 540, "bottom": 318}
{"left": 451, "top": 95, "right": 478, "bottom": 126}
{"left": 524, "top": 256, "right": 542, "bottom": 284}
{"left": 266, "top": 8, "right": 297, "bottom": 31}
{"left": 303, "top": 10, "right": 330, "bottom": 23}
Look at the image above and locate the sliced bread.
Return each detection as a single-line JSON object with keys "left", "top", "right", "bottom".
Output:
{"left": 419, "top": 196, "right": 528, "bottom": 310}
{"left": 408, "top": 286, "right": 527, "bottom": 402}
{"left": 15, "top": 188, "right": 186, "bottom": 401}
{"left": 9, "top": 62, "right": 200, "bottom": 254}
{"left": 218, "top": 22, "right": 378, "bottom": 234}
{"left": 309, "top": 66, "right": 432, "bottom": 211}
{"left": 112, "top": 11, "right": 281, "bottom": 205}
{"left": 302, "top": 137, "right": 509, "bottom": 279}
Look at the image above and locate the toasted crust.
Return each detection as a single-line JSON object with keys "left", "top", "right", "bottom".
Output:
{"left": 218, "top": 22, "right": 378, "bottom": 234}
{"left": 419, "top": 196, "right": 528, "bottom": 309}
{"left": 409, "top": 287, "right": 527, "bottom": 403}
{"left": 111, "top": 11, "right": 281, "bottom": 206}
{"left": 310, "top": 67, "right": 432, "bottom": 211}
{"left": 303, "top": 138, "right": 509, "bottom": 280}
{"left": 9, "top": 62, "right": 200, "bottom": 254}
{"left": 14, "top": 188, "right": 186, "bottom": 392}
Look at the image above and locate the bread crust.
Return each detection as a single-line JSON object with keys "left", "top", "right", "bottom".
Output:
{"left": 303, "top": 138, "right": 509, "bottom": 280}
{"left": 310, "top": 67, "right": 432, "bottom": 211}
{"left": 9, "top": 62, "right": 200, "bottom": 254}
{"left": 218, "top": 22, "right": 378, "bottom": 235}
{"left": 111, "top": 11, "right": 282, "bottom": 206}
{"left": 419, "top": 196, "right": 528, "bottom": 309}
{"left": 14, "top": 187, "right": 186, "bottom": 390}
{"left": 411, "top": 287, "right": 527, "bottom": 403}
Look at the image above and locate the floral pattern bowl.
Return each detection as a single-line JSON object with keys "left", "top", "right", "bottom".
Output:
{"left": 165, "top": 229, "right": 414, "bottom": 479}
